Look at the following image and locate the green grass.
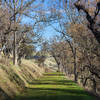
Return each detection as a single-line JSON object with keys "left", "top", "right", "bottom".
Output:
{"left": 14, "top": 72, "right": 96, "bottom": 100}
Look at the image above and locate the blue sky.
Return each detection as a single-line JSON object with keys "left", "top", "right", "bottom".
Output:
{"left": 21, "top": 0, "right": 62, "bottom": 40}
{"left": 20, "top": 0, "right": 73, "bottom": 51}
{"left": 21, "top": 17, "right": 61, "bottom": 40}
{"left": 41, "top": 24, "right": 61, "bottom": 40}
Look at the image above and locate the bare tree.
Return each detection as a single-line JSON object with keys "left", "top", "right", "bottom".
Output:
{"left": 2, "top": 0, "right": 42, "bottom": 65}
{"left": 75, "top": 0, "right": 100, "bottom": 43}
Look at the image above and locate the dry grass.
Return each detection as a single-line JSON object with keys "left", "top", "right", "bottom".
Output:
{"left": 0, "top": 58, "right": 45, "bottom": 100}
{"left": 44, "top": 57, "right": 57, "bottom": 71}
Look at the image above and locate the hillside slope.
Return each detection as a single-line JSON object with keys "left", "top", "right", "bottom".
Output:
{"left": 0, "top": 58, "right": 45, "bottom": 100}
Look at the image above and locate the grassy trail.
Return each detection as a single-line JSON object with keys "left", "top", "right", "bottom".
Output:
{"left": 15, "top": 73, "right": 96, "bottom": 100}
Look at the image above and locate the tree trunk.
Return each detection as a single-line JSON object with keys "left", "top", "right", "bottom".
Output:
{"left": 73, "top": 48, "right": 78, "bottom": 82}
{"left": 92, "top": 78, "right": 97, "bottom": 94}
{"left": 13, "top": 31, "right": 17, "bottom": 65}
{"left": 52, "top": 54, "right": 61, "bottom": 72}
{"left": 13, "top": 0, "right": 17, "bottom": 65}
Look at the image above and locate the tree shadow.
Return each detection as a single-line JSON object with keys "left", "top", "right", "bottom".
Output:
{"left": 43, "top": 73, "right": 65, "bottom": 76}
{"left": 29, "top": 79, "right": 76, "bottom": 86}
{"left": 0, "top": 88, "right": 11, "bottom": 100}
{"left": 13, "top": 73, "right": 96, "bottom": 100}
{"left": 14, "top": 87, "right": 96, "bottom": 100}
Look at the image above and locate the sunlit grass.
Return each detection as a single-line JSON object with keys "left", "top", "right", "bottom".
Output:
{"left": 14, "top": 72, "right": 96, "bottom": 100}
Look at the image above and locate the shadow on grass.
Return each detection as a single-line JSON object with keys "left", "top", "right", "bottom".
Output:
{"left": 26, "top": 87, "right": 89, "bottom": 95}
{"left": 14, "top": 87, "right": 96, "bottom": 100}
{"left": 29, "top": 80, "right": 75, "bottom": 86}
{"left": 43, "top": 73, "right": 65, "bottom": 76}
{"left": 13, "top": 73, "right": 97, "bottom": 100}
{"left": 15, "top": 95, "right": 94, "bottom": 100}
{"left": 0, "top": 88, "right": 11, "bottom": 100}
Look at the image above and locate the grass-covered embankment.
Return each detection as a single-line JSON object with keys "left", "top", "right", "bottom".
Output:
{"left": 15, "top": 73, "right": 97, "bottom": 100}
{"left": 0, "top": 59, "right": 45, "bottom": 100}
